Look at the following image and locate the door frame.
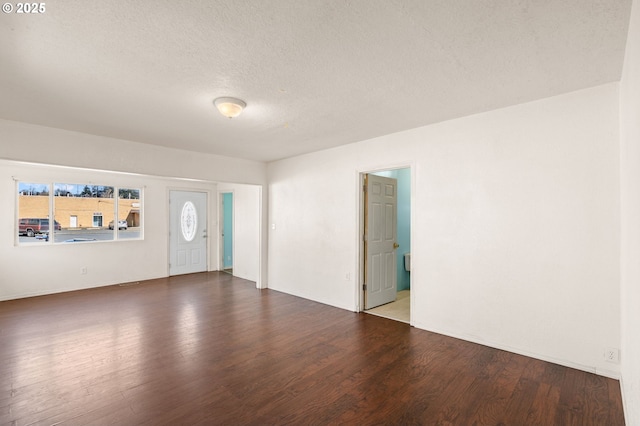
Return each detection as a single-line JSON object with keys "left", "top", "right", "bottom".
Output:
{"left": 219, "top": 190, "right": 234, "bottom": 273}
{"left": 167, "top": 188, "right": 211, "bottom": 275}
{"left": 356, "top": 163, "right": 415, "bottom": 324}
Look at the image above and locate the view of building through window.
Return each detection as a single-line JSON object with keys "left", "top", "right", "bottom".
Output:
{"left": 118, "top": 188, "right": 141, "bottom": 240}
{"left": 17, "top": 182, "right": 142, "bottom": 244}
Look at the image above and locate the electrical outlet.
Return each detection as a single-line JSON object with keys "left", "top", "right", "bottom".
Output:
{"left": 605, "top": 347, "right": 619, "bottom": 363}
{"left": 80, "top": 266, "right": 87, "bottom": 275}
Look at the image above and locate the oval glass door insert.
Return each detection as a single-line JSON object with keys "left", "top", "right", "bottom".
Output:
{"left": 181, "top": 201, "right": 197, "bottom": 241}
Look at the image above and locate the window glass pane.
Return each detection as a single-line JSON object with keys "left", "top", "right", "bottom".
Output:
{"left": 93, "top": 213, "right": 103, "bottom": 227}
{"left": 117, "top": 188, "right": 141, "bottom": 239}
{"left": 17, "top": 182, "right": 52, "bottom": 244}
{"left": 53, "top": 184, "right": 115, "bottom": 243}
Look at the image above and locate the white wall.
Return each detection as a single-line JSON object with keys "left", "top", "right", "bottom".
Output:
{"left": 0, "top": 119, "right": 266, "bottom": 185}
{"left": 0, "top": 120, "right": 268, "bottom": 300}
{"left": 620, "top": 0, "right": 640, "bottom": 422}
{"left": 268, "top": 83, "right": 621, "bottom": 378}
{"left": 268, "top": 147, "right": 360, "bottom": 310}
{"left": 217, "top": 183, "right": 262, "bottom": 284}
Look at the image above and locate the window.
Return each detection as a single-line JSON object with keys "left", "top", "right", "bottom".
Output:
{"left": 17, "top": 181, "right": 143, "bottom": 244}
{"left": 117, "top": 188, "right": 141, "bottom": 240}
{"left": 54, "top": 183, "right": 114, "bottom": 242}
{"left": 92, "top": 212, "right": 103, "bottom": 228}
{"left": 17, "top": 182, "right": 53, "bottom": 244}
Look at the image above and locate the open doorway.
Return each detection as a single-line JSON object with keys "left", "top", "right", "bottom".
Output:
{"left": 220, "top": 191, "right": 233, "bottom": 275}
{"left": 216, "top": 183, "right": 262, "bottom": 287}
{"left": 359, "top": 167, "right": 411, "bottom": 323}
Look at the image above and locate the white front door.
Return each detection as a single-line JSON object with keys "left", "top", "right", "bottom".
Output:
{"left": 364, "top": 174, "right": 398, "bottom": 309}
{"left": 169, "top": 191, "right": 208, "bottom": 275}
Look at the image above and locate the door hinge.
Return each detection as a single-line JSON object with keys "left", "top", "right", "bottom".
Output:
{"left": 363, "top": 184, "right": 367, "bottom": 193}
{"left": 363, "top": 284, "right": 367, "bottom": 291}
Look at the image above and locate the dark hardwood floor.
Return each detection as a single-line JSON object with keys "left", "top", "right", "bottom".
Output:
{"left": 0, "top": 272, "right": 625, "bottom": 425}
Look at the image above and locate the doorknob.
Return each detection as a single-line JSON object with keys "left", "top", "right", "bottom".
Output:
{"left": 393, "top": 243, "right": 399, "bottom": 249}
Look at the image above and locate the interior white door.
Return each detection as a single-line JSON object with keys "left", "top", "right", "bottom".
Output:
{"left": 169, "top": 191, "right": 208, "bottom": 275}
{"left": 365, "top": 174, "right": 398, "bottom": 309}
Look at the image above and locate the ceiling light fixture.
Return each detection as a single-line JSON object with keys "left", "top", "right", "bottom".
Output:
{"left": 214, "top": 97, "right": 246, "bottom": 118}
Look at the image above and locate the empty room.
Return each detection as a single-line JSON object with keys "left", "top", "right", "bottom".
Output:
{"left": 1, "top": 0, "right": 640, "bottom": 424}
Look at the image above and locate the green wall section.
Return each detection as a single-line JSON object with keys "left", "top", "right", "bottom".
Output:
{"left": 372, "top": 168, "right": 411, "bottom": 291}
{"left": 223, "top": 192, "right": 233, "bottom": 268}
{"left": 395, "top": 168, "right": 411, "bottom": 291}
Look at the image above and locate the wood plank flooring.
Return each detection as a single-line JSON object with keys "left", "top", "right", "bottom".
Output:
{"left": 0, "top": 272, "right": 625, "bottom": 425}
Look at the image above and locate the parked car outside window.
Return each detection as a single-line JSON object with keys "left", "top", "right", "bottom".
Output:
{"left": 108, "top": 220, "right": 128, "bottom": 230}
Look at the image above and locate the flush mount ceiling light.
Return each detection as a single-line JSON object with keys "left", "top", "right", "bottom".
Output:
{"left": 214, "top": 97, "right": 246, "bottom": 118}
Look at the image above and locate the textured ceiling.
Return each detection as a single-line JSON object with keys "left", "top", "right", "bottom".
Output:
{"left": 0, "top": 0, "right": 632, "bottom": 162}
